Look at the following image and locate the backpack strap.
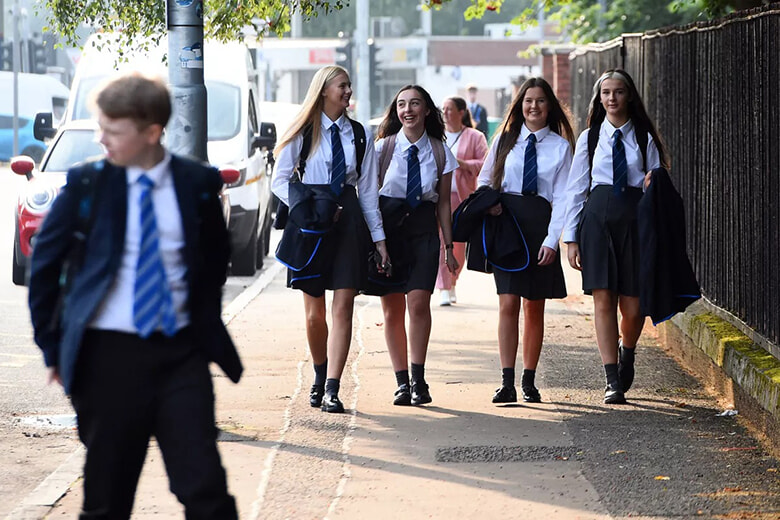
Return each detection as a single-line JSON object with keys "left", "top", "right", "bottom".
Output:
{"left": 430, "top": 137, "right": 446, "bottom": 178}
{"left": 378, "top": 133, "right": 396, "bottom": 187}
{"left": 296, "top": 124, "right": 313, "bottom": 181}
{"left": 348, "top": 118, "right": 366, "bottom": 178}
{"left": 588, "top": 123, "right": 649, "bottom": 176}
{"left": 636, "top": 126, "right": 648, "bottom": 172}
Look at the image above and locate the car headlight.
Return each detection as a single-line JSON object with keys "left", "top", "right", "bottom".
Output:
{"left": 24, "top": 184, "right": 58, "bottom": 214}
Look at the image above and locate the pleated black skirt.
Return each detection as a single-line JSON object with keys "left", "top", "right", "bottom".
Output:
{"left": 287, "top": 185, "right": 371, "bottom": 297}
{"left": 577, "top": 185, "right": 642, "bottom": 296}
{"left": 381, "top": 202, "right": 440, "bottom": 295}
{"left": 493, "top": 194, "right": 566, "bottom": 300}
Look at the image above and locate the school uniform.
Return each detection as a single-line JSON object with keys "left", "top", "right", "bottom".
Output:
{"left": 272, "top": 113, "right": 384, "bottom": 296}
{"left": 375, "top": 131, "right": 458, "bottom": 294}
{"left": 562, "top": 120, "right": 660, "bottom": 296}
{"left": 477, "top": 125, "right": 571, "bottom": 300}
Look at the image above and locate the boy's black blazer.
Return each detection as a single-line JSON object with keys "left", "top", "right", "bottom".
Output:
{"left": 28, "top": 155, "right": 242, "bottom": 394}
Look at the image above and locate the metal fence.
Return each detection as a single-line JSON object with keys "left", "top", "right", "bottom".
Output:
{"left": 569, "top": 4, "right": 780, "bottom": 348}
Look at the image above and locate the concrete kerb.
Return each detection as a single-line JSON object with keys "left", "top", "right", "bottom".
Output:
{"left": 660, "top": 299, "right": 780, "bottom": 456}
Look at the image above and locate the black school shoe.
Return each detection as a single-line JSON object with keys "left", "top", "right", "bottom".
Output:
{"left": 492, "top": 385, "right": 517, "bottom": 403}
{"left": 604, "top": 382, "right": 626, "bottom": 404}
{"left": 321, "top": 393, "right": 345, "bottom": 413}
{"left": 310, "top": 384, "right": 325, "bottom": 407}
{"left": 393, "top": 384, "right": 412, "bottom": 406}
{"left": 521, "top": 385, "right": 542, "bottom": 403}
{"left": 410, "top": 381, "right": 432, "bottom": 406}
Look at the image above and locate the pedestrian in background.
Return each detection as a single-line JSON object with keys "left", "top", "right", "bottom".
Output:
{"left": 466, "top": 83, "right": 489, "bottom": 138}
{"left": 436, "top": 96, "right": 488, "bottom": 306}
{"left": 272, "top": 65, "right": 389, "bottom": 413}
{"left": 478, "top": 77, "right": 575, "bottom": 404}
{"left": 562, "top": 68, "right": 669, "bottom": 404}
{"left": 373, "top": 85, "right": 459, "bottom": 406}
{"left": 28, "top": 72, "right": 240, "bottom": 518}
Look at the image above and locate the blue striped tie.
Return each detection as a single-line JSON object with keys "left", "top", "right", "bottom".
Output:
{"left": 133, "top": 175, "right": 177, "bottom": 338}
{"left": 612, "top": 129, "right": 628, "bottom": 197}
{"left": 406, "top": 144, "right": 421, "bottom": 208}
{"left": 329, "top": 123, "right": 346, "bottom": 196}
{"left": 522, "top": 133, "right": 538, "bottom": 195}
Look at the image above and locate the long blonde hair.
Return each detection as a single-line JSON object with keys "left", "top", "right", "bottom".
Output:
{"left": 274, "top": 65, "right": 350, "bottom": 156}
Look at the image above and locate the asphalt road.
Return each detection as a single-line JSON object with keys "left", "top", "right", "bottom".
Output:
{"left": 0, "top": 165, "right": 270, "bottom": 518}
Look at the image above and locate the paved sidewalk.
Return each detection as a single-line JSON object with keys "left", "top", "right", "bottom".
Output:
{"left": 22, "top": 260, "right": 780, "bottom": 519}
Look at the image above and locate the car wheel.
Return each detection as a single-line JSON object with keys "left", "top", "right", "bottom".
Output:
{"left": 230, "top": 220, "right": 257, "bottom": 276}
{"left": 12, "top": 229, "right": 27, "bottom": 286}
{"left": 263, "top": 206, "right": 272, "bottom": 257}
{"left": 255, "top": 224, "right": 265, "bottom": 270}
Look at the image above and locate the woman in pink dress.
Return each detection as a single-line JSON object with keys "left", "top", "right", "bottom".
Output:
{"left": 436, "top": 96, "right": 488, "bottom": 306}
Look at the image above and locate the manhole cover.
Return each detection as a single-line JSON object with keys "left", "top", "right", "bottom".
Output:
{"left": 436, "top": 445, "right": 578, "bottom": 463}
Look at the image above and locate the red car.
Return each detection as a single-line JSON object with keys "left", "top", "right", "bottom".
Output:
{"left": 11, "top": 119, "right": 238, "bottom": 285}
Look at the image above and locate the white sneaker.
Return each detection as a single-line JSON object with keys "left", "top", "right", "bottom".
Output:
{"left": 439, "top": 290, "right": 451, "bottom": 306}
{"left": 450, "top": 287, "right": 457, "bottom": 303}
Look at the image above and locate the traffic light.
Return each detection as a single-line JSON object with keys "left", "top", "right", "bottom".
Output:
{"left": 368, "top": 40, "right": 381, "bottom": 113}
{"left": 29, "top": 41, "right": 47, "bottom": 74}
{"left": 0, "top": 41, "right": 12, "bottom": 71}
{"left": 335, "top": 40, "right": 353, "bottom": 72}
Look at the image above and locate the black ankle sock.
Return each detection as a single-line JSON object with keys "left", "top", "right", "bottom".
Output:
{"left": 395, "top": 370, "right": 410, "bottom": 387}
{"left": 620, "top": 346, "right": 636, "bottom": 362}
{"left": 411, "top": 363, "right": 425, "bottom": 385}
{"left": 324, "top": 378, "right": 340, "bottom": 395}
{"left": 521, "top": 369, "right": 536, "bottom": 389}
{"left": 501, "top": 367, "right": 515, "bottom": 387}
{"left": 604, "top": 363, "right": 619, "bottom": 385}
{"left": 313, "top": 360, "right": 328, "bottom": 386}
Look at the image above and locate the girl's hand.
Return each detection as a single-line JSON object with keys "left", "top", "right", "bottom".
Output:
{"left": 47, "top": 367, "right": 62, "bottom": 387}
{"left": 445, "top": 247, "right": 459, "bottom": 274}
{"left": 643, "top": 171, "right": 653, "bottom": 190}
{"left": 375, "top": 241, "right": 391, "bottom": 276}
{"left": 487, "top": 203, "right": 502, "bottom": 216}
{"left": 537, "top": 246, "right": 556, "bottom": 266}
{"left": 566, "top": 242, "right": 582, "bottom": 271}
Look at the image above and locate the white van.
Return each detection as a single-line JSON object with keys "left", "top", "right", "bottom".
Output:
{"left": 0, "top": 71, "right": 69, "bottom": 162}
{"left": 54, "top": 34, "right": 276, "bottom": 275}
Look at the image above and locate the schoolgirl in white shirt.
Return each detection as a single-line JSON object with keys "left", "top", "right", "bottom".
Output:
{"left": 374, "top": 85, "right": 459, "bottom": 407}
{"left": 477, "top": 78, "right": 575, "bottom": 405}
{"left": 272, "top": 65, "right": 389, "bottom": 413}
{"left": 562, "top": 69, "right": 669, "bottom": 404}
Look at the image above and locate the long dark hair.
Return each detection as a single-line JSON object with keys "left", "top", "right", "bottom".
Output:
{"left": 587, "top": 69, "right": 670, "bottom": 169}
{"left": 491, "top": 77, "right": 575, "bottom": 190}
{"left": 446, "top": 96, "right": 474, "bottom": 128}
{"left": 376, "top": 85, "right": 445, "bottom": 141}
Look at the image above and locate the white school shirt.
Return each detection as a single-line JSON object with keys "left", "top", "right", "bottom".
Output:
{"left": 477, "top": 125, "right": 573, "bottom": 251}
{"left": 445, "top": 129, "right": 464, "bottom": 193}
{"left": 90, "top": 152, "right": 190, "bottom": 333}
{"left": 271, "top": 112, "right": 385, "bottom": 242}
{"left": 561, "top": 119, "right": 661, "bottom": 243}
{"left": 376, "top": 131, "right": 459, "bottom": 203}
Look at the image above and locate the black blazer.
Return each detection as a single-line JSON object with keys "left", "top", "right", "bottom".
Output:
{"left": 637, "top": 167, "right": 701, "bottom": 324}
{"left": 452, "top": 187, "right": 530, "bottom": 273}
{"left": 28, "top": 155, "right": 242, "bottom": 394}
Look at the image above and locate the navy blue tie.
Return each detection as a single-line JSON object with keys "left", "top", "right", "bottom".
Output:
{"left": 612, "top": 129, "right": 628, "bottom": 197}
{"left": 406, "top": 144, "right": 421, "bottom": 208}
{"left": 522, "top": 133, "right": 538, "bottom": 195}
{"left": 329, "top": 123, "right": 346, "bottom": 196}
{"left": 133, "top": 175, "right": 177, "bottom": 338}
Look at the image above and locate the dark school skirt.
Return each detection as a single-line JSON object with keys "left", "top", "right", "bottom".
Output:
{"left": 577, "top": 185, "right": 642, "bottom": 296}
{"left": 382, "top": 201, "right": 440, "bottom": 296}
{"left": 287, "top": 185, "right": 371, "bottom": 297}
{"left": 493, "top": 194, "right": 566, "bottom": 300}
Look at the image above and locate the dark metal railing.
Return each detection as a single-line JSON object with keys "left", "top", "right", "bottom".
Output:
{"left": 569, "top": 3, "right": 780, "bottom": 348}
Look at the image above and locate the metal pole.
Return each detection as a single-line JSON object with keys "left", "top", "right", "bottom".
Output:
{"left": 355, "top": 0, "right": 369, "bottom": 125}
{"left": 166, "top": 0, "right": 207, "bottom": 162}
{"left": 12, "top": 0, "right": 20, "bottom": 156}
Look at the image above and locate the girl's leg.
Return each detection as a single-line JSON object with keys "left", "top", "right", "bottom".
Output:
{"left": 493, "top": 294, "right": 521, "bottom": 403}
{"left": 617, "top": 295, "right": 644, "bottom": 392}
{"left": 592, "top": 289, "right": 625, "bottom": 403}
{"left": 520, "top": 298, "right": 546, "bottom": 402}
{"left": 320, "top": 289, "right": 357, "bottom": 413}
{"left": 406, "top": 289, "right": 434, "bottom": 405}
{"left": 302, "top": 293, "right": 328, "bottom": 407}
{"left": 381, "top": 293, "right": 408, "bottom": 373}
